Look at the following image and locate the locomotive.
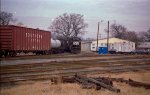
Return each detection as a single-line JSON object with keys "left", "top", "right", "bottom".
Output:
{"left": 0, "top": 25, "right": 81, "bottom": 57}
{"left": 50, "top": 38, "right": 81, "bottom": 54}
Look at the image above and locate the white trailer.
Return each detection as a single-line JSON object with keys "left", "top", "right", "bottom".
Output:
{"left": 91, "top": 38, "right": 135, "bottom": 52}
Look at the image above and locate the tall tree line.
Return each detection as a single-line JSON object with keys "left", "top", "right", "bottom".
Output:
{"left": 109, "top": 23, "right": 150, "bottom": 46}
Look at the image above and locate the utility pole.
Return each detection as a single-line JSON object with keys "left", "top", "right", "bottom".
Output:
{"left": 107, "top": 21, "right": 109, "bottom": 53}
{"left": 96, "top": 22, "right": 100, "bottom": 52}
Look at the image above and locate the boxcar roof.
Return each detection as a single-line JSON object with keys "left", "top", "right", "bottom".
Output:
{"left": 0, "top": 25, "right": 50, "bottom": 33}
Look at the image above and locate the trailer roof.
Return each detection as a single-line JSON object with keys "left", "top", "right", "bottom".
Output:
{"left": 92, "top": 38, "right": 135, "bottom": 44}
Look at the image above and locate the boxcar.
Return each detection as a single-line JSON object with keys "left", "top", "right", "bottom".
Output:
{"left": 0, "top": 25, "right": 51, "bottom": 57}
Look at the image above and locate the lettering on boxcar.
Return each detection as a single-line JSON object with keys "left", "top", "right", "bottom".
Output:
{"left": 25, "top": 33, "right": 43, "bottom": 39}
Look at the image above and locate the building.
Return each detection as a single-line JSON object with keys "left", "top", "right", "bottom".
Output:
{"left": 91, "top": 38, "right": 135, "bottom": 52}
{"left": 81, "top": 41, "right": 92, "bottom": 53}
{"left": 137, "top": 42, "right": 150, "bottom": 51}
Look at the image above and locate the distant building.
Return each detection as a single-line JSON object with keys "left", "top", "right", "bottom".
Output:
{"left": 81, "top": 41, "right": 92, "bottom": 53}
{"left": 91, "top": 38, "right": 135, "bottom": 52}
{"left": 137, "top": 42, "right": 150, "bottom": 51}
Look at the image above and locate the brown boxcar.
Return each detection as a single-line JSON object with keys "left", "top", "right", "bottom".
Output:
{"left": 0, "top": 25, "right": 51, "bottom": 57}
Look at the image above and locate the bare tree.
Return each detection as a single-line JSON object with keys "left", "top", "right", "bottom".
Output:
{"left": 49, "top": 13, "right": 88, "bottom": 51}
{"left": 142, "top": 29, "right": 150, "bottom": 41}
{"left": 110, "top": 23, "right": 127, "bottom": 39}
{"left": 138, "top": 29, "right": 150, "bottom": 42}
{"left": 50, "top": 13, "right": 88, "bottom": 40}
{"left": 125, "top": 31, "right": 140, "bottom": 46}
{"left": 0, "top": 11, "right": 16, "bottom": 25}
{"left": 109, "top": 23, "right": 140, "bottom": 46}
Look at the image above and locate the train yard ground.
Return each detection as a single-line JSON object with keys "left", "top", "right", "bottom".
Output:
{"left": 0, "top": 53, "right": 150, "bottom": 95}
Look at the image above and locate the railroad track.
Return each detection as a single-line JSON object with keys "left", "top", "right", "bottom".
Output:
{"left": 1, "top": 64, "right": 150, "bottom": 84}
{"left": 1, "top": 55, "right": 150, "bottom": 66}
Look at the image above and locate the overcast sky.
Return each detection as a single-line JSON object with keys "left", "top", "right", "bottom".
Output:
{"left": 1, "top": 0, "right": 150, "bottom": 38}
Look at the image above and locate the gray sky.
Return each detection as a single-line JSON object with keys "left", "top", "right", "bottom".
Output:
{"left": 1, "top": 0, "right": 150, "bottom": 38}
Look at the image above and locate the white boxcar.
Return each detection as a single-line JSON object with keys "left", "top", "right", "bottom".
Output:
{"left": 91, "top": 38, "right": 135, "bottom": 52}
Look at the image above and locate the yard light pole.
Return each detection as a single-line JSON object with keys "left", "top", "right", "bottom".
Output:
{"left": 96, "top": 20, "right": 103, "bottom": 52}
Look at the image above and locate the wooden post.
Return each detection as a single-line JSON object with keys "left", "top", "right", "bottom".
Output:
{"left": 96, "top": 22, "right": 100, "bottom": 52}
{"left": 75, "top": 75, "right": 120, "bottom": 93}
{"left": 107, "top": 21, "right": 109, "bottom": 53}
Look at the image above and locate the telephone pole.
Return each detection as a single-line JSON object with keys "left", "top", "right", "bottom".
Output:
{"left": 107, "top": 21, "right": 109, "bottom": 53}
{"left": 96, "top": 22, "right": 100, "bottom": 52}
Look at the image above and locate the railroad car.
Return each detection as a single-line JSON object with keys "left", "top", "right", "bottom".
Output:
{"left": 0, "top": 25, "right": 50, "bottom": 57}
{"left": 69, "top": 37, "right": 81, "bottom": 54}
{"left": 0, "top": 25, "right": 81, "bottom": 57}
